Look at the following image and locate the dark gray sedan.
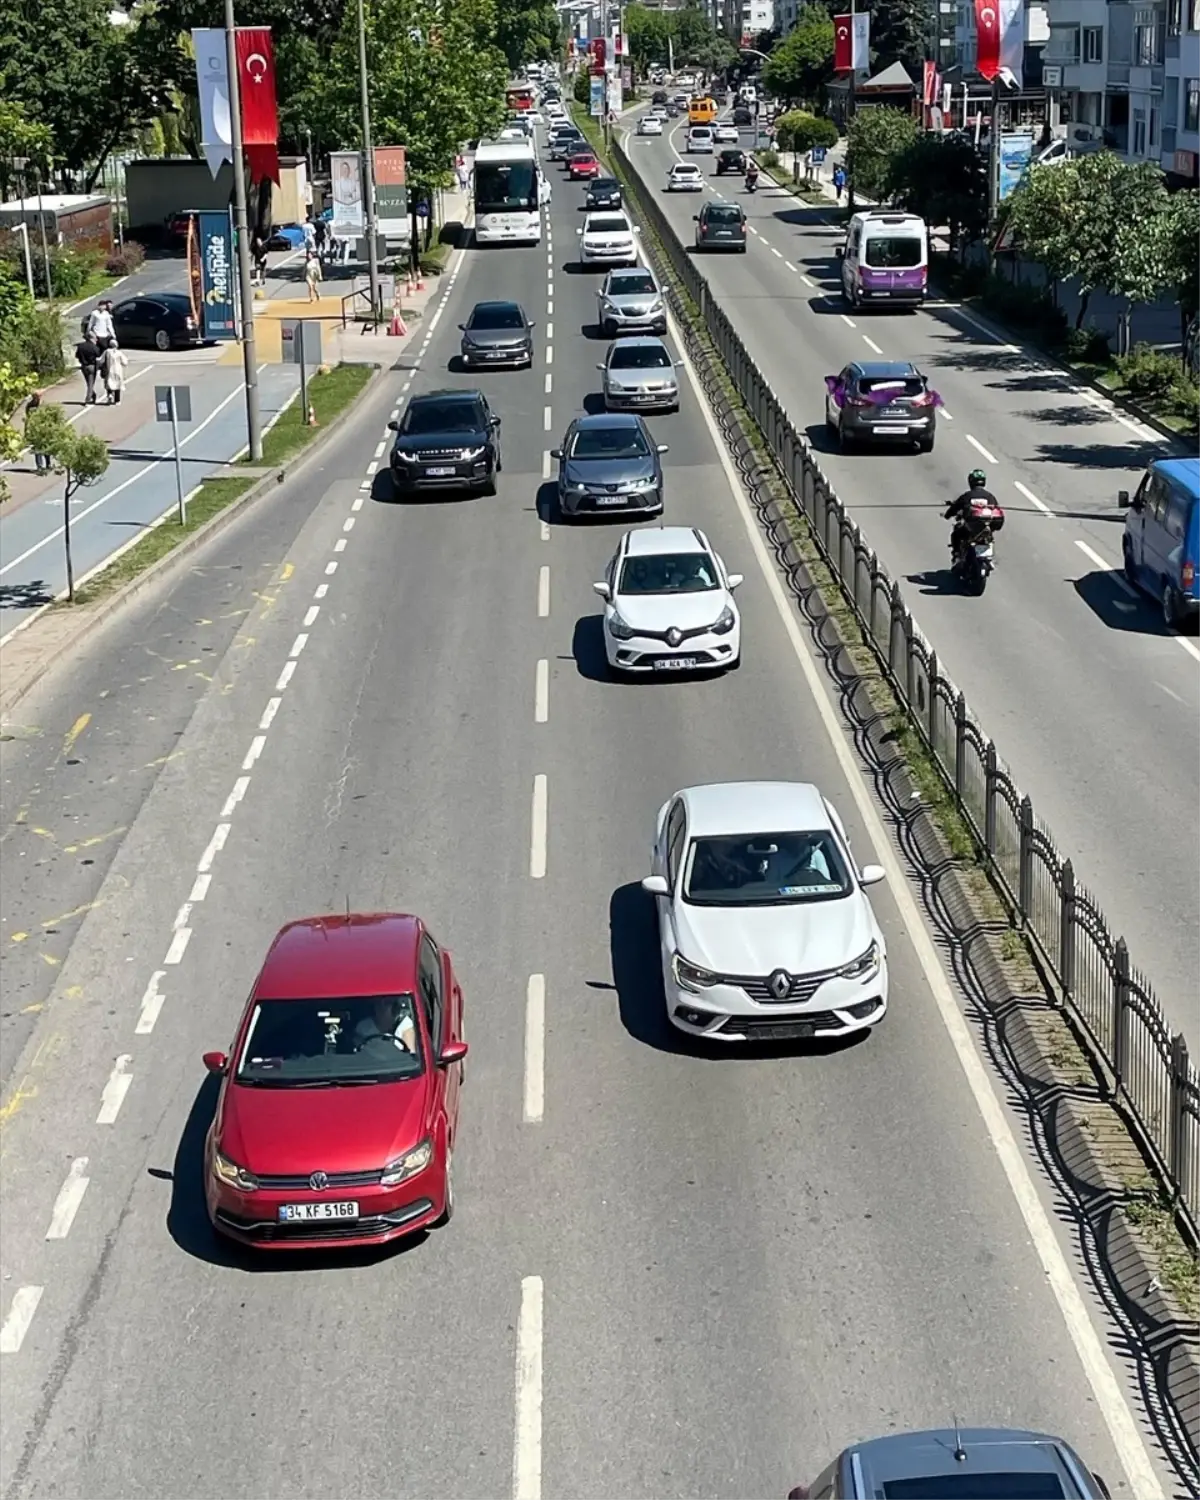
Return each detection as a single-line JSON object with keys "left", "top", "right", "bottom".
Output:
{"left": 824, "top": 360, "right": 940, "bottom": 453}
{"left": 459, "top": 300, "right": 535, "bottom": 369}
{"left": 551, "top": 413, "right": 668, "bottom": 520}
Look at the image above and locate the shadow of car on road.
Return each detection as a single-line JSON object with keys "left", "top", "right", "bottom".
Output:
{"left": 1071, "top": 568, "right": 1184, "bottom": 637}
{"left": 370, "top": 469, "right": 491, "bottom": 507}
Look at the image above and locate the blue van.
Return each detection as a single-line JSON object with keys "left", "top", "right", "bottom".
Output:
{"left": 1118, "top": 456, "right": 1200, "bottom": 630}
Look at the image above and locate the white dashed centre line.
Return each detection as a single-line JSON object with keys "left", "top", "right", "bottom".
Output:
{"left": 373, "top": 441, "right": 385, "bottom": 459}
{"left": 259, "top": 696, "right": 282, "bottom": 730}
{"left": 770, "top": 245, "right": 783, "bottom": 259}
{"left": 840, "top": 313, "right": 857, "bottom": 329}
{"left": 543, "top": 405, "right": 552, "bottom": 431}
{"left": 523, "top": 976, "right": 546, "bottom": 1124}
{"left": 220, "top": 776, "right": 250, "bottom": 817}
{"left": 324, "top": 561, "right": 338, "bottom": 577}
{"left": 188, "top": 873, "right": 211, "bottom": 902}
{"left": 45, "top": 1158, "right": 90, "bottom": 1240}
{"left": 197, "top": 823, "right": 230, "bottom": 872}
{"left": 1014, "top": 480, "right": 1054, "bottom": 517}
{"left": 242, "top": 735, "right": 267, "bottom": 770}
{"left": 529, "top": 775, "right": 548, "bottom": 880}
{"left": 136, "top": 971, "right": 167, "bottom": 1034}
{"left": 0, "top": 1288, "right": 44, "bottom": 1355}
{"left": 303, "top": 605, "right": 320, "bottom": 627}
{"left": 96, "top": 1055, "right": 133, "bottom": 1124}
{"left": 163, "top": 927, "right": 192, "bottom": 965}
{"left": 545, "top": 322, "right": 553, "bottom": 341}
{"left": 514, "top": 1275, "right": 544, "bottom": 1499}
{"left": 289, "top": 632, "right": 309, "bottom": 658}
{"left": 276, "top": 659, "right": 298, "bottom": 691}
{"left": 534, "top": 658, "right": 549, "bottom": 723}
{"left": 351, "top": 495, "right": 364, "bottom": 512}
{"left": 800, "top": 275, "right": 815, "bottom": 287}
{"left": 966, "top": 434, "right": 998, "bottom": 464}
{"left": 863, "top": 336, "right": 883, "bottom": 354}
{"left": 541, "top": 449, "right": 551, "bottom": 480}
{"left": 537, "top": 565, "right": 550, "bottom": 618}
{"left": 334, "top": 538, "right": 347, "bottom": 553}
{"left": 544, "top": 372, "right": 552, "bottom": 395}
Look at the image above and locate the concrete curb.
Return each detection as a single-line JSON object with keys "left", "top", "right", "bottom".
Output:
{"left": 0, "top": 362, "right": 385, "bottom": 719}
{"left": 623, "top": 159, "right": 1200, "bottom": 1462}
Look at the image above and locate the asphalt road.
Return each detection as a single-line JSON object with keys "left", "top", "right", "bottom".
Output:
{"left": 0, "top": 144, "right": 1182, "bottom": 1500}
{"left": 624, "top": 116, "right": 1200, "bottom": 1052}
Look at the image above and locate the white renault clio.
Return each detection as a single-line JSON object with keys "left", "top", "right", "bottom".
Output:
{"left": 592, "top": 526, "right": 742, "bottom": 675}
{"left": 642, "top": 781, "right": 889, "bottom": 1042}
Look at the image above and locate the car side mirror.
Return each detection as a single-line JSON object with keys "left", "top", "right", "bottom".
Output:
{"left": 835, "top": 246, "right": 845, "bottom": 258}
{"left": 202, "top": 1051, "right": 228, "bottom": 1075}
{"left": 549, "top": 447, "right": 562, "bottom": 460}
{"left": 634, "top": 225, "right": 642, "bottom": 233}
{"left": 727, "top": 573, "right": 744, "bottom": 588}
{"left": 859, "top": 863, "right": 886, "bottom": 886}
{"left": 387, "top": 419, "right": 399, "bottom": 430}
{"left": 642, "top": 874, "right": 669, "bottom": 896}
{"left": 593, "top": 581, "right": 611, "bottom": 599}
{"left": 457, "top": 323, "right": 466, "bottom": 330}
{"left": 490, "top": 415, "right": 501, "bottom": 427}
{"left": 437, "top": 1039, "right": 469, "bottom": 1068}
{"left": 576, "top": 227, "right": 583, "bottom": 234}
{"left": 657, "top": 443, "right": 669, "bottom": 453}
{"left": 528, "top": 320, "right": 536, "bottom": 328}
{"left": 693, "top": 214, "right": 700, "bottom": 220}
{"left": 1117, "top": 489, "right": 1131, "bottom": 508}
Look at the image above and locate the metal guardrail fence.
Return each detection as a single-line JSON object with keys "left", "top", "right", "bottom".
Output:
{"left": 609, "top": 135, "right": 1200, "bottom": 1241}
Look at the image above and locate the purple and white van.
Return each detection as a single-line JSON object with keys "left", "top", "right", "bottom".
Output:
{"left": 838, "top": 210, "right": 928, "bottom": 309}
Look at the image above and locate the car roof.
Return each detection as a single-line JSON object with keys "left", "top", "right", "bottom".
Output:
{"left": 680, "top": 782, "right": 831, "bottom": 837}
{"left": 574, "top": 411, "right": 642, "bottom": 430}
{"left": 1154, "top": 456, "right": 1200, "bottom": 493}
{"left": 623, "top": 525, "right": 709, "bottom": 558}
{"left": 470, "top": 299, "right": 523, "bottom": 314}
{"left": 852, "top": 361, "right": 920, "bottom": 379}
{"left": 847, "top": 1427, "right": 1095, "bottom": 1497}
{"left": 254, "top": 913, "right": 422, "bottom": 1000}
{"left": 409, "top": 388, "right": 484, "bottom": 404}
{"left": 124, "top": 291, "right": 190, "bottom": 308}
{"left": 610, "top": 335, "right": 668, "bottom": 351}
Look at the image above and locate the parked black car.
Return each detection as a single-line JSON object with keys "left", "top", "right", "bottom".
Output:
{"left": 714, "top": 148, "right": 747, "bottom": 175}
{"left": 388, "top": 389, "right": 502, "bottom": 497}
{"left": 111, "top": 292, "right": 203, "bottom": 351}
{"left": 458, "top": 300, "right": 535, "bottom": 368}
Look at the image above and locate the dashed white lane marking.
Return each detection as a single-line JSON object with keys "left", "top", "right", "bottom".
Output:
{"left": 314, "top": 583, "right": 329, "bottom": 599}
{"left": 289, "top": 632, "right": 308, "bottom": 658}
{"left": 172, "top": 903, "right": 192, "bottom": 930}
{"left": 96, "top": 1056, "right": 133, "bottom": 1124}
{"left": 163, "top": 928, "right": 192, "bottom": 965}
{"left": 1014, "top": 480, "right": 1053, "bottom": 517}
{"left": 800, "top": 274, "right": 814, "bottom": 287}
{"left": 940, "top": 408, "right": 954, "bottom": 420}
{"left": 276, "top": 659, "right": 297, "bottom": 691}
{"left": 514, "top": 1276, "right": 544, "bottom": 1500}
{"left": 544, "top": 373, "right": 552, "bottom": 395}
{"left": 785, "top": 262, "right": 798, "bottom": 273}
{"left": 343, "top": 518, "right": 355, "bottom": 533}
{"left": 547, "top": 299, "right": 554, "bottom": 316}
{"left": 324, "top": 560, "right": 337, "bottom": 577}
{"left": 136, "top": 971, "right": 167, "bottom": 1033}
{"left": 541, "top": 450, "right": 551, "bottom": 480}
{"left": 543, "top": 405, "right": 552, "bottom": 431}
{"left": 546, "top": 322, "right": 553, "bottom": 341}
{"left": 45, "top": 1158, "right": 89, "bottom": 1241}
{"left": 840, "top": 313, "right": 856, "bottom": 329}
{"left": 188, "top": 873, "right": 211, "bottom": 902}
{"left": 259, "top": 696, "right": 282, "bottom": 730}
{"left": 0, "top": 1288, "right": 44, "bottom": 1355}
{"left": 534, "top": 659, "right": 549, "bottom": 723}
{"left": 303, "top": 604, "right": 320, "bottom": 628}
{"left": 243, "top": 735, "right": 266, "bottom": 770}
{"left": 529, "top": 775, "right": 548, "bottom": 880}
{"left": 197, "top": 823, "right": 230, "bottom": 873}
{"left": 966, "top": 433, "right": 997, "bottom": 464}
{"left": 359, "top": 478, "right": 371, "bottom": 491}
{"left": 365, "top": 460, "right": 378, "bottom": 476}
{"left": 769, "top": 245, "right": 783, "bottom": 259}
{"left": 523, "top": 976, "right": 545, "bottom": 1124}
{"left": 546, "top": 344, "right": 553, "bottom": 366}
{"left": 537, "top": 565, "right": 550, "bottom": 618}
{"left": 540, "top": 519, "right": 550, "bottom": 542}
{"left": 351, "top": 495, "right": 364, "bottom": 513}
{"left": 373, "top": 441, "right": 385, "bottom": 459}
{"left": 863, "top": 336, "right": 883, "bottom": 354}
{"left": 334, "top": 538, "right": 348, "bottom": 553}
{"left": 220, "top": 776, "right": 250, "bottom": 817}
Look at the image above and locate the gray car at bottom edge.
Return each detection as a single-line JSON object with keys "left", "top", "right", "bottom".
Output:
{"left": 552, "top": 412, "right": 668, "bottom": 519}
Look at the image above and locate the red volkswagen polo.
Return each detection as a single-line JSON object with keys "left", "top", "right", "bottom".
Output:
{"left": 202, "top": 912, "right": 467, "bottom": 1250}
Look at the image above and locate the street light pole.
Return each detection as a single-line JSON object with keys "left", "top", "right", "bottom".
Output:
{"left": 224, "top": 0, "right": 262, "bottom": 462}
{"left": 846, "top": 0, "right": 857, "bottom": 211}
{"left": 357, "top": 0, "right": 381, "bottom": 322}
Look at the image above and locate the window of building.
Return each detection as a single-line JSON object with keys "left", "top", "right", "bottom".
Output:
{"left": 1082, "top": 26, "right": 1104, "bottom": 60}
{"left": 1134, "top": 8, "right": 1162, "bottom": 63}
{"left": 1150, "top": 105, "right": 1159, "bottom": 146}
{"left": 1048, "top": 23, "right": 1080, "bottom": 61}
{"left": 1169, "top": 0, "right": 1183, "bottom": 34}
{"left": 1133, "top": 108, "right": 1147, "bottom": 154}
{"left": 1187, "top": 78, "right": 1200, "bottom": 131}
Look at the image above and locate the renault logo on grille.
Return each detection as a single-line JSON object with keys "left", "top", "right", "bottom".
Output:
{"left": 768, "top": 969, "right": 792, "bottom": 1000}
{"left": 666, "top": 627, "right": 682, "bottom": 646}
{"left": 309, "top": 1171, "right": 329, "bottom": 1191}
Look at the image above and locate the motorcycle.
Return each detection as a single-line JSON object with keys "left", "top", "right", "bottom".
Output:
{"left": 745, "top": 170, "right": 758, "bottom": 193}
{"left": 952, "top": 524, "right": 997, "bottom": 594}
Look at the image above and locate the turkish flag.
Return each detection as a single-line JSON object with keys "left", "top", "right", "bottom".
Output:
{"left": 834, "top": 15, "right": 853, "bottom": 72}
{"left": 235, "top": 27, "right": 280, "bottom": 184}
{"left": 975, "top": 0, "right": 1001, "bottom": 79}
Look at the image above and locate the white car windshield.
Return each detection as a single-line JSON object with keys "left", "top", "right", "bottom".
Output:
{"left": 619, "top": 553, "right": 718, "bottom": 593}
{"left": 684, "top": 831, "right": 852, "bottom": 905}
{"left": 608, "top": 272, "right": 657, "bottom": 296}
{"left": 588, "top": 216, "right": 631, "bottom": 235}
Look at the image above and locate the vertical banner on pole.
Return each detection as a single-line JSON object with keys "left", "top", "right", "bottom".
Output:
{"left": 330, "top": 151, "right": 365, "bottom": 239}
{"left": 198, "top": 210, "right": 237, "bottom": 339}
{"left": 193, "top": 28, "right": 232, "bottom": 178}
{"left": 234, "top": 27, "right": 281, "bottom": 183}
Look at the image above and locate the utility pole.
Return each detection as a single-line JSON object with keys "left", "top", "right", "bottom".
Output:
{"left": 357, "top": 0, "right": 381, "bottom": 322}
{"left": 986, "top": 73, "right": 1001, "bottom": 263}
{"left": 224, "top": 0, "right": 262, "bottom": 462}
{"left": 600, "top": 0, "right": 610, "bottom": 147}
{"left": 846, "top": 0, "right": 857, "bottom": 211}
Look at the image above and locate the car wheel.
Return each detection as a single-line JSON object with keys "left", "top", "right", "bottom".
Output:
{"left": 1162, "top": 581, "right": 1186, "bottom": 629}
{"left": 1121, "top": 537, "right": 1138, "bottom": 587}
{"left": 602, "top": 319, "right": 617, "bottom": 339}
{"left": 481, "top": 472, "right": 498, "bottom": 497}
{"left": 917, "top": 436, "right": 934, "bottom": 453}
{"left": 155, "top": 328, "right": 171, "bottom": 351}
{"left": 435, "top": 1151, "right": 454, "bottom": 1227}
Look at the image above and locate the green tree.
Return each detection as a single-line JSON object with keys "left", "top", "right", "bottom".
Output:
{"left": 495, "top": 0, "right": 559, "bottom": 68}
{"left": 623, "top": 5, "right": 674, "bottom": 73}
{"left": 23, "top": 406, "right": 109, "bottom": 598}
{"left": 674, "top": 0, "right": 716, "bottom": 64}
{"left": 774, "top": 110, "right": 839, "bottom": 154}
{"left": 1004, "top": 158, "right": 1084, "bottom": 302}
{"left": 887, "top": 134, "right": 987, "bottom": 252}
{"left": 762, "top": 9, "right": 835, "bottom": 105}
{"left": 845, "top": 106, "right": 917, "bottom": 201}
{"left": 869, "top": 0, "right": 930, "bottom": 77}
{"left": 1161, "top": 187, "right": 1199, "bottom": 346}
{"left": 0, "top": 361, "right": 38, "bottom": 505}
{"left": 0, "top": 102, "right": 54, "bottom": 199}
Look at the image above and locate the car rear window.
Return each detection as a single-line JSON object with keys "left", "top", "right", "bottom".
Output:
{"left": 706, "top": 206, "right": 743, "bottom": 225}
{"left": 236, "top": 995, "right": 425, "bottom": 1084}
{"left": 859, "top": 376, "right": 925, "bottom": 398}
{"left": 881, "top": 1476, "right": 1065, "bottom": 1499}
{"left": 610, "top": 344, "right": 672, "bottom": 369}
{"left": 684, "top": 831, "right": 851, "bottom": 905}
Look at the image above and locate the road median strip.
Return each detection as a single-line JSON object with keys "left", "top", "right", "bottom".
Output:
{"left": 589, "top": 117, "right": 1199, "bottom": 1439}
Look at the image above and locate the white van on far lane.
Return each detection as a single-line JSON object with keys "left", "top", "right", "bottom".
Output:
{"left": 837, "top": 210, "right": 929, "bottom": 310}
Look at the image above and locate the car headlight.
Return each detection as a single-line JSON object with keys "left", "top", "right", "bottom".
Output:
{"left": 380, "top": 1138, "right": 433, "bottom": 1186}
{"left": 608, "top": 612, "right": 636, "bottom": 641}
{"left": 460, "top": 445, "right": 486, "bottom": 461}
{"left": 212, "top": 1149, "right": 259, "bottom": 1192}
{"left": 711, "top": 605, "right": 736, "bottom": 636}
{"left": 838, "top": 940, "right": 881, "bottom": 981}
{"left": 569, "top": 480, "right": 588, "bottom": 492}
{"left": 607, "top": 380, "right": 629, "bottom": 393}
{"left": 395, "top": 449, "right": 419, "bottom": 464}
{"left": 673, "top": 953, "right": 719, "bottom": 991}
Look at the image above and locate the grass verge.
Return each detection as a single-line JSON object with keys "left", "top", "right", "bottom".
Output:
{"left": 241, "top": 362, "right": 373, "bottom": 468}
{"left": 62, "top": 475, "right": 256, "bottom": 607}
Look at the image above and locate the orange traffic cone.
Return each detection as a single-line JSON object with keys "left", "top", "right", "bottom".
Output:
{"left": 389, "top": 309, "right": 408, "bottom": 337}
{"left": 415, "top": 271, "right": 425, "bottom": 291}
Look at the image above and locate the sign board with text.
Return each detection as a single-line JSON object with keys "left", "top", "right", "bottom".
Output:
{"left": 197, "top": 210, "right": 236, "bottom": 340}
{"left": 154, "top": 385, "right": 192, "bottom": 423}
{"left": 589, "top": 76, "right": 605, "bottom": 117}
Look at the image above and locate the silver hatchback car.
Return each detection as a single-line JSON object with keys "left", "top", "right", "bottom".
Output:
{"left": 596, "top": 266, "right": 668, "bottom": 339}
{"left": 598, "top": 337, "right": 681, "bottom": 413}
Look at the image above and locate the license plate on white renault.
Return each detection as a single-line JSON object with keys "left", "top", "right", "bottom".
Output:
{"left": 279, "top": 1201, "right": 359, "bottom": 1222}
{"left": 654, "top": 657, "right": 697, "bottom": 670}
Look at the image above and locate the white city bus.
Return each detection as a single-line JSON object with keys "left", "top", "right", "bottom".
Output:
{"left": 473, "top": 138, "right": 542, "bottom": 245}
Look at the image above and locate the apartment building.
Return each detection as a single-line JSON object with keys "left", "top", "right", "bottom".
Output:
{"left": 720, "top": 0, "right": 776, "bottom": 44}
{"left": 776, "top": 0, "right": 800, "bottom": 32}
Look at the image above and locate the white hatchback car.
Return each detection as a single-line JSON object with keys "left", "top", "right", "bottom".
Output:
{"left": 666, "top": 163, "right": 704, "bottom": 192}
{"left": 687, "top": 126, "right": 715, "bottom": 153}
{"left": 578, "top": 211, "right": 640, "bottom": 267}
{"left": 643, "top": 781, "right": 889, "bottom": 1042}
{"left": 592, "top": 526, "right": 742, "bottom": 674}
{"left": 639, "top": 115, "right": 664, "bottom": 136}
{"left": 713, "top": 122, "right": 739, "bottom": 143}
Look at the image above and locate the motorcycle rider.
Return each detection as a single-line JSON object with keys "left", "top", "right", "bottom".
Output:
{"left": 944, "top": 468, "right": 1004, "bottom": 565}
{"left": 745, "top": 156, "right": 759, "bottom": 191}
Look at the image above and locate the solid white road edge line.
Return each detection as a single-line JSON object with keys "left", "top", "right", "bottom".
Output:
{"left": 513, "top": 1275, "right": 544, "bottom": 1500}
{"left": 665, "top": 296, "right": 1166, "bottom": 1500}
{"left": 523, "top": 975, "right": 546, "bottom": 1124}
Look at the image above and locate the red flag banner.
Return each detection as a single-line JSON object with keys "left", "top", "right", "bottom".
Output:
{"left": 235, "top": 27, "right": 280, "bottom": 184}
{"left": 975, "top": 0, "right": 1001, "bottom": 79}
{"left": 834, "top": 14, "right": 853, "bottom": 72}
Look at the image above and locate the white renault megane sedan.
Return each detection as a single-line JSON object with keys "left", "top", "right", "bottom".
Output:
{"left": 642, "top": 781, "right": 889, "bottom": 1041}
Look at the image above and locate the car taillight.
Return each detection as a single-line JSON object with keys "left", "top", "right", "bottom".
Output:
{"left": 847, "top": 395, "right": 873, "bottom": 408}
{"left": 911, "top": 391, "right": 934, "bottom": 407}
{"left": 1183, "top": 559, "right": 1196, "bottom": 590}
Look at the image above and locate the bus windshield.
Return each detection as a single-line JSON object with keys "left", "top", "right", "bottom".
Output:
{"left": 475, "top": 160, "right": 537, "bottom": 213}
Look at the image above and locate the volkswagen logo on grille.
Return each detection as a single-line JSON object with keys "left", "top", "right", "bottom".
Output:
{"left": 309, "top": 1171, "right": 329, "bottom": 1191}
{"left": 768, "top": 968, "right": 792, "bottom": 1000}
{"left": 666, "top": 627, "right": 683, "bottom": 647}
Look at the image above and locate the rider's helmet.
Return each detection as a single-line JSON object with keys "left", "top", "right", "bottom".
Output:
{"left": 968, "top": 468, "right": 987, "bottom": 488}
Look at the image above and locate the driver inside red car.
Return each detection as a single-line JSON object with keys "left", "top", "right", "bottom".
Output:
{"left": 353, "top": 995, "right": 417, "bottom": 1055}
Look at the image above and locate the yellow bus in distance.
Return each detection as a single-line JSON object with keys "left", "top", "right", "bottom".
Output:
{"left": 688, "top": 96, "right": 717, "bottom": 125}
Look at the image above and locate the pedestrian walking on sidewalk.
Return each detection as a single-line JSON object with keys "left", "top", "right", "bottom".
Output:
{"left": 303, "top": 215, "right": 316, "bottom": 255}
{"left": 25, "top": 390, "right": 52, "bottom": 471}
{"left": 102, "top": 341, "right": 128, "bottom": 404}
{"left": 304, "top": 249, "right": 323, "bottom": 303}
{"left": 455, "top": 155, "right": 470, "bottom": 194}
{"left": 315, "top": 215, "right": 328, "bottom": 262}
{"left": 87, "top": 298, "right": 116, "bottom": 351}
{"left": 832, "top": 164, "right": 846, "bottom": 202}
{"left": 250, "top": 231, "right": 268, "bottom": 287}
{"left": 75, "top": 331, "right": 102, "bottom": 403}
